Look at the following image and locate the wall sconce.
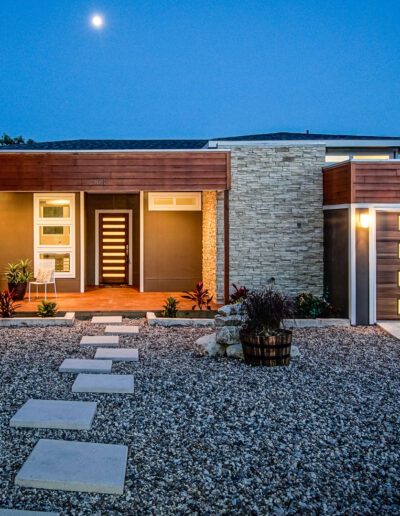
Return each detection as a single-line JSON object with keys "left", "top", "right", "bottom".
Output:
{"left": 359, "top": 213, "right": 370, "bottom": 228}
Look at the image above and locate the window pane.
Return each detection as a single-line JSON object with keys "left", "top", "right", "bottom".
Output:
{"left": 40, "top": 199, "right": 70, "bottom": 218}
{"left": 175, "top": 197, "right": 196, "bottom": 206}
{"left": 353, "top": 155, "right": 390, "bottom": 160}
{"left": 154, "top": 197, "right": 174, "bottom": 205}
{"left": 39, "top": 226, "right": 70, "bottom": 246}
{"left": 39, "top": 253, "right": 70, "bottom": 272}
{"left": 325, "top": 155, "right": 350, "bottom": 163}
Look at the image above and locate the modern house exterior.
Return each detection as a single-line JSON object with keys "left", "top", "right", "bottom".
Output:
{"left": 1, "top": 131, "right": 400, "bottom": 324}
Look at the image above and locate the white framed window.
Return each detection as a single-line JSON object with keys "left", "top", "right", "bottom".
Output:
{"left": 33, "top": 193, "right": 76, "bottom": 278}
{"left": 148, "top": 192, "right": 202, "bottom": 211}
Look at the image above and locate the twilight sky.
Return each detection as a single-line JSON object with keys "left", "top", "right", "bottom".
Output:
{"left": 1, "top": 0, "right": 400, "bottom": 141}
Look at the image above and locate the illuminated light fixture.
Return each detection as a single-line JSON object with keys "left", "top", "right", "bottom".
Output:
{"left": 359, "top": 213, "right": 370, "bottom": 228}
{"left": 91, "top": 14, "right": 105, "bottom": 28}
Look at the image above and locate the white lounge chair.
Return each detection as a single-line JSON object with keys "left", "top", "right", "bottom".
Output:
{"left": 28, "top": 259, "right": 57, "bottom": 301}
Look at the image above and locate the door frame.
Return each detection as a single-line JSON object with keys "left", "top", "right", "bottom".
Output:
{"left": 95, "top": 209, "right": 133, "bottom": 286}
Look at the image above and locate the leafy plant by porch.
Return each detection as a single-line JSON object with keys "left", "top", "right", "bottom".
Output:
{"left": 4, "top": 259, "right": 33, "bottom": 300}
{"left": 229, "top": 284, "right": 248, "bottom": 304}
{"left": 182, "top": 281, "right": 213, "bottom": 311}
{"left": 0, "top": 289, "right": 21, "bottom": 318}
{"left": 162, "top": 297, "right": 179, "bottom": 318}
{"left": 37, "top": 300, "right": 58, "bottom": 318}
{"left": 294, "top": 292, "right": 338, "bottom": 319}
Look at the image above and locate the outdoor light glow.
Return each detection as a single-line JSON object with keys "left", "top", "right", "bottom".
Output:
{"left": 91, "top": 14, "right": 104, "bottom": 28}
{"left": 359, "top": 213, "right": 370, "bottom": 228}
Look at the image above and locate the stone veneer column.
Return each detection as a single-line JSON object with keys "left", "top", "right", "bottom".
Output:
{"left": 202, "top": 191, "right": 217, "bottom": 299}
{"left": 215, "top": 144, "right": 325, "bottom": 300}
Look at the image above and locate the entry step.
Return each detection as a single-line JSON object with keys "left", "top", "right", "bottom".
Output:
{"left": 80, "top": 335, "right": 120, "bottom": 347}
{"left": 59, "top": 359, "right": 112, "bottom": 374}
{"left": 94, "top": 348, "right": 138, "bottom": 362}
{"left": 72, "top": 373, "right": 134, "bottom": 394}
{"left": 105, "top": 325, "right": 139, "bottom": 335}
{"left": 91, "top": 316, "right": 122, "bottom": 324}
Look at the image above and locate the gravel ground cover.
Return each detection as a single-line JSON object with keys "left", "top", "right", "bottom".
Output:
{"left": 0, "top": 321, "right": 399, "bottom": 515}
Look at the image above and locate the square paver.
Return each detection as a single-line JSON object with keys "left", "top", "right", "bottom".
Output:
{"left": 91, "top": 316, "right": 122, "bottom": 324}
{"left": 10, "top": 400, "right": 97, "bottom": 430}
{"left": 94, "top": 348, "right": 139, "bottom": 362}
{"left": 72, "top": 374, "right": 134, "bottom": 394}
{"left": 105, "top": 325, "right": 139, "bottom": 335}
{"left": 15, "top": 439, "right": 128, "bottom": 494}
{"left": 59, "top": 359, "right": 112, "bottom": 374}
{"left": 80, "top": 335, "right": 120, "bottom": 347}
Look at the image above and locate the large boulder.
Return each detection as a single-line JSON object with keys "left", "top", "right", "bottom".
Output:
{"left": 291, "top": 345, "right": 301, "bottom": 358}
{"left": 214, "top": 314, "right": 243, "bottom": 327}
{"left": 217, "top": 303, "right": 243, "bottom": 317}
{"left": 226, "top": 343, "right": 244, "bottom": 359}
{"left": 195, "top": 333, "right": 225, "bottom": 357}
{"left": 216, "top": 325, "right": 241, "bottom": 346}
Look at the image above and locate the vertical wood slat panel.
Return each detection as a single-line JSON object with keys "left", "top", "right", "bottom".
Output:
{"left": 99, "top": 213, "right": 129, "bottom": 284}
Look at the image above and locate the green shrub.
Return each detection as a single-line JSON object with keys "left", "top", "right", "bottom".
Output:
{"left": 37, "top": 300, "right": 58, "bottom": 318}
{"left": 294, "top": 292, "right": 338, "bottom": 318}
{"left": 162, "top": 297, "right": 179, "bottom": 318}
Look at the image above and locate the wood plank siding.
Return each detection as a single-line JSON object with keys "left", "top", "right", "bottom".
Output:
{"left": 323, "top": 161, "right": 400, "bottom": 205}
{"left": 0, "top": 152, "right": 230, "bottom": 192}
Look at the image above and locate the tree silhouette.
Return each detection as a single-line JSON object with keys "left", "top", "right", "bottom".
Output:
{"left": 0, "top": 133, "right": 34, "bottom": 146}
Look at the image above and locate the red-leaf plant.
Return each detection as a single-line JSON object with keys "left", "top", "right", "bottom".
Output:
{"left": 0, "top": 289, "right": 21, "bottom": 318}
{"left": 182, "top": 281, "right": 213, "bottom": 311}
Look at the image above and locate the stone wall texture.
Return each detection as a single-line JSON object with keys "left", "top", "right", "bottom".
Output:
{"left": 215, "top": 145, "right": 325, "bottom": 301}
{"left": 202, "top": 191, "right": 217, "bottom": 299}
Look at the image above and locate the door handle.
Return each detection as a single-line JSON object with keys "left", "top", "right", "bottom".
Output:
{"left": 125, "top": 244, "right": 129, "bottom": 264}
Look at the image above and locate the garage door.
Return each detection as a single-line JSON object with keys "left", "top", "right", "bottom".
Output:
{"left": 376, "top": 211, "right": 400, "bottom": 319}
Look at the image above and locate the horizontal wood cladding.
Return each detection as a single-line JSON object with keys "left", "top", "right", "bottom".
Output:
{"left": 323, "top": 161, "right": 400, "bottom": 204}
{"left": 0, "top": 152, "right": 230, "bottom": 192}
{"left": 323, "top": 163, "right": 351, "bottom": 205}
{"left": 353, "top": 162, "right": 400, "bottom": 203}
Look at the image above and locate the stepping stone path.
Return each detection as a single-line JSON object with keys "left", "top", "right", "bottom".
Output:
{"left": 72, "top": 373, "right": 135, "bottom": 394}
{"left": 105, "top": 325, "right": 139, "bottom": 335}
{"left": 15, "top": 439, "right": 128, "bottom": 495}
{"left": 91, "top": 315, "right": 122, "bottom": 324}
{"left": 59, "top": 358, "right": 113, "bottom": 373}
{"left": 80, "top": 335, "right": 120, "bottom": 347}
{"left": 10, "top": 400, "right": 97, "bottom": 430}
{"left": 13, "top": 315, "right": 140, "bottom": 500}
{"left": 95, "top": 348, "right": 139, "bottom": 362}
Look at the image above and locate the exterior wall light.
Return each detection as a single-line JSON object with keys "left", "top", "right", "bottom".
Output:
{"left": 359, "top": 213, "right": 370, "bottom": 228}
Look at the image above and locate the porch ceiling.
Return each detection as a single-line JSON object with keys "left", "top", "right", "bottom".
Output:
{"left": 0, "top": 151, "right": 230, "bottom": 192}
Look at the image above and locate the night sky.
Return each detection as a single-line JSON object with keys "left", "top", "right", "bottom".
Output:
{"left": 1, "top": 0, "right": 400, "bottom": 141}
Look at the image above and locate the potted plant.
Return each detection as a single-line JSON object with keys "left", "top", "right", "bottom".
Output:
{"left": 4, "top": 258, "right": 32, "bottom": 300}
{"left": 240, "top": 286, "right": 294, "bottom": 366}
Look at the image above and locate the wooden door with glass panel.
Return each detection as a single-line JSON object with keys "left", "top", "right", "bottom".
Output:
{"left": 99, "top": 213, "right": 129, "bottom": 284}
{"left": 376, "top": 211, "right": 400, "bottom": 319}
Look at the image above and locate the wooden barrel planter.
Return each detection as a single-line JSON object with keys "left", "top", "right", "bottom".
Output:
{"left": 239, "top": 329, "right": 292, "bottom": 366}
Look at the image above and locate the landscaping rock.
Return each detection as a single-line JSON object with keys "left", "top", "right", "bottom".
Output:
{"left": 214, "top": 315, "right": 242, "bottom": 327}
{"left": 216, "top": 325, "right": 241, "bottom": 346}
{"left": 291, "top": 344, "right": 301, "bottom": 358}
{"left": 217, "top": 303, "right": 243, "bottom": 317}
{"left": 194, "top": 333, "right": 225, "bottom": 357}
{"left": 226, "top": 343, "right": 244, "bottom": 359}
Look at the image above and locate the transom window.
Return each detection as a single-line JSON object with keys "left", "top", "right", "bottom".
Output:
{"left": 148, "top": 192, "right": 201, "bottom": 211}
{"left": 34, "top": 194, "right": 75, "bottom": 278}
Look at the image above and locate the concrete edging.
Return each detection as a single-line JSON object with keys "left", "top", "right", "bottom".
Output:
{"left": 146, "top": 312, "right": 215, "bottom": 328}
{"left": 0, "top": 312, "right": 75, "bottom": 327}
{"left": 283, "top": 318, "right": 350, "bottom": 328}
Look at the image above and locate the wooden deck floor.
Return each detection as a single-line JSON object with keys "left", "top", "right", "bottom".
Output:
{"left": 16, "top": 286, "right": 218, "bottom": 313}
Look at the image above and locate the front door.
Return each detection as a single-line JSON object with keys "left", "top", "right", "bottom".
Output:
{"left": 99, "top": 213, "right": 129, "bottom": 284}
{"left": 376, "top": 211, "right": 400, "bottom": 319}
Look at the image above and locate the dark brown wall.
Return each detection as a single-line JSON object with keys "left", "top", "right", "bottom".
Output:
{"left": 0, "top": 192, "right": 81, "bottom": 292}
{"left": 0, "top": 152, "right": 230, "bottom": 192}
{"left": 323, "top": 163, "right": 351, "bottom": 205}
{"left": 144, "top": 193, "right": 202, "bottom": 291}
{"left": 85, "top": 194, "right": 140, "bottom": 287}
{"left": 355, "top": 208, "right": 370, "bottom": 325}
{"left": 323, "top": 209, "right": 349, "bottom": 317}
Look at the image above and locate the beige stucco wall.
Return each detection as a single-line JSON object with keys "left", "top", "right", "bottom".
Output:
{"left": 202, "top": 191, "right": 217, "bottom": 299}
{"left": 215, "top": 144, "right": 325, "bottom": 301}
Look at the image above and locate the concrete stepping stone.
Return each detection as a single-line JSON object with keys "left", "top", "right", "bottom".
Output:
{"left": 72, "top": 373, "right": 134, "bottom": 394}
{"left": 91, "top": 315, "right": 122, "bottom": 324}
{"left": 105, "top": 325, "right": 139, "bottom": 335}
{"left": 80, "top": 335, "right": 119, "bottom": 347}
{"left": 0, "top": 510, "right": 59, "bottom": 515}
{"left": 10, "top": 400, "right": 97, "bottom": 430}
{"left": 15, "top": 439, "right": 128, "bottom": 495}
{"left": 59, "top": 359, "right": 112, "bottom": 374}
{"left": 95, "top": 348, "right": 139, "bottom": 362}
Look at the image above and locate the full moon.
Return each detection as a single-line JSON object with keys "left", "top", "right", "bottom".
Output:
{"left": 91, "top": 14, "right": 104, "bottom": 29}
